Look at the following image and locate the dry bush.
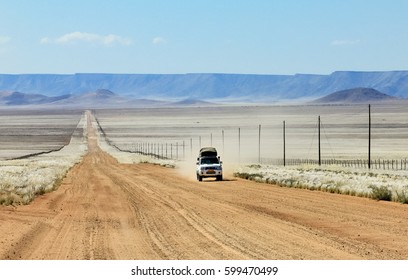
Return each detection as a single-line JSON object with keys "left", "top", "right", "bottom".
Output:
{"left": 234, "top": 164, "right": 408, "bottom": 203}
{"left": 394, "top": 189, "right": 408, "bottom": 204}
{"left": 369, "top": 185, "right": 392, "bottom": 201}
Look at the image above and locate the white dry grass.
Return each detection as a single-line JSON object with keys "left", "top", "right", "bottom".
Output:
{"left": 94, "top": 117, "right": 176, "bottom": 168}
{"left": 234, "top": 164, "right": 408, "bottom": 203}
{"left": 0, "top": 113, "right": 88, "bottom": 205}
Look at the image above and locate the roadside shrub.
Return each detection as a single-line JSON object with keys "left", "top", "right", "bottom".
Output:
{"left": 326, "top": 186, "right": 342, "bottom": 194}
{"left": 369, "top": 185, "right": 392, "bottom": 201}
{"left": 282, "top": 178, "right": 297, "bottom": 188}
{"left": 250, "top": 173, "right": 264, "bottom": 181}
{"left": 234, "top": 172, "right": 264, "bottom": 181}
{"left": 264, "top": 177, "right": 277, "bottom": 185}
{"left": 0, "top": 192, "right": 21, "bottom": 206}
{"left": 247, "top": 164, "right": 261, "bottom": 169}
{"left": 343, "top": 189, "right": 357, "bottom": 196}
{"left": 394, "top": 189, "right": 408, "bottom": 204}
{"left": 0, "top": 195, "right": 9, "bottom": 205}
{"left": 34, "top": 186, "right": 46, "bottom": 196}
{"left": 234, "top": 164, "right": 408, "bottom": 204}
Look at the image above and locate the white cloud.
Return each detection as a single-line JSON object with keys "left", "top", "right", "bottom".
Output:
{"left": 41, "top": 32, "right": 132, "bottom": 46}
{"left": 331, "top": 39, "right": 360, "bottom": 46}
{"left": 103, "top": 34, "right": 132, "bottom": 45}
{"left": 56, "top": 32, "right": 100, "bottom": 44}
{"left": 40, "top": 37, "right": 52, "bottom": 44}
{"left": 152, "top": 36, "right": 166, "bottom": 45}
{"left": 0, "top": 36, "right": 11, "bottom": 44}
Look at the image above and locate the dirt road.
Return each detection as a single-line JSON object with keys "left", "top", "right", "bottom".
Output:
{"left": 1, "top": 111, "right": 407, "bottom": 260}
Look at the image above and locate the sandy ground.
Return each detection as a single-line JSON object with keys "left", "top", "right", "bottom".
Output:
{"left": 0, "top": 110, "right": 81, "bottom": 160}
{"left": 0, "top": 111, "right": 407, "bottom": 260}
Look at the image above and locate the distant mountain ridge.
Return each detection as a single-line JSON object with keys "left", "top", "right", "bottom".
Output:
{"left": 49, "top": 89, "right": 128, "bottom": 107}
{"left": 0, "top": 71, "right": 408, "bottom": 102}
{"left": 0, "top": 89, "right": 216, "bottom": 108}
{"left": 312, "top": 87, "right": 398, "bottom": 104}
{"left": 0, "top": 91, "right": 69, "bottom": 105}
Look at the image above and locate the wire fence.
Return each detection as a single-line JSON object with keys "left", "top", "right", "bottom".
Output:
{"left": 94, "top": 105, "right": 408, "bottom": 171}
{"left": 98, "top": 134, "right": 408, "bottom": 171}
{"left": 260, "top": 158, "right": 408, "bottom": 170}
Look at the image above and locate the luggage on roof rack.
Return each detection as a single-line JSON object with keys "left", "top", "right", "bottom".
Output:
{"left": 198, "top": 147, "right": 218, "bottom": 157}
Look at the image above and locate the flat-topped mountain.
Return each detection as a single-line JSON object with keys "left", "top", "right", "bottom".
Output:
{"left": 1, "top": 72, "right": 408, "bottom": 107}
{"left": 1, "top": 71, "right": 408, "bottom": 103}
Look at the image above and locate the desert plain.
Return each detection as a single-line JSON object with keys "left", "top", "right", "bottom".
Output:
{"left": 0, "top": 104, "right": 408, "bottom": 259}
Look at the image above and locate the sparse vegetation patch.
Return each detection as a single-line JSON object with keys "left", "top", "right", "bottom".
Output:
{"left": 0, "top": 113, "right": 87, "bottom": 205}
{"left": 234, "top": 164, "right": 408, "bottom": 203}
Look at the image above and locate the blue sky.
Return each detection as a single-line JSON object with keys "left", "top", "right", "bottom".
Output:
{"left": 1, "top": 0, "right": 407, "bottom": 74}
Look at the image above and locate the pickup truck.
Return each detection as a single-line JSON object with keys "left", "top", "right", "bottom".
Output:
{"left": 196, "top": 147, "right": 223, "bottom": 181}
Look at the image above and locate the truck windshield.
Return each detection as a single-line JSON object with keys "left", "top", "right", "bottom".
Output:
{"left": 201, "top": 158, "right": 219, "bottom": 164}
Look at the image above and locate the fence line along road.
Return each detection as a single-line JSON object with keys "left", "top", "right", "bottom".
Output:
{"left": 260, "top": 158, "right": 408, "bottom": 171}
